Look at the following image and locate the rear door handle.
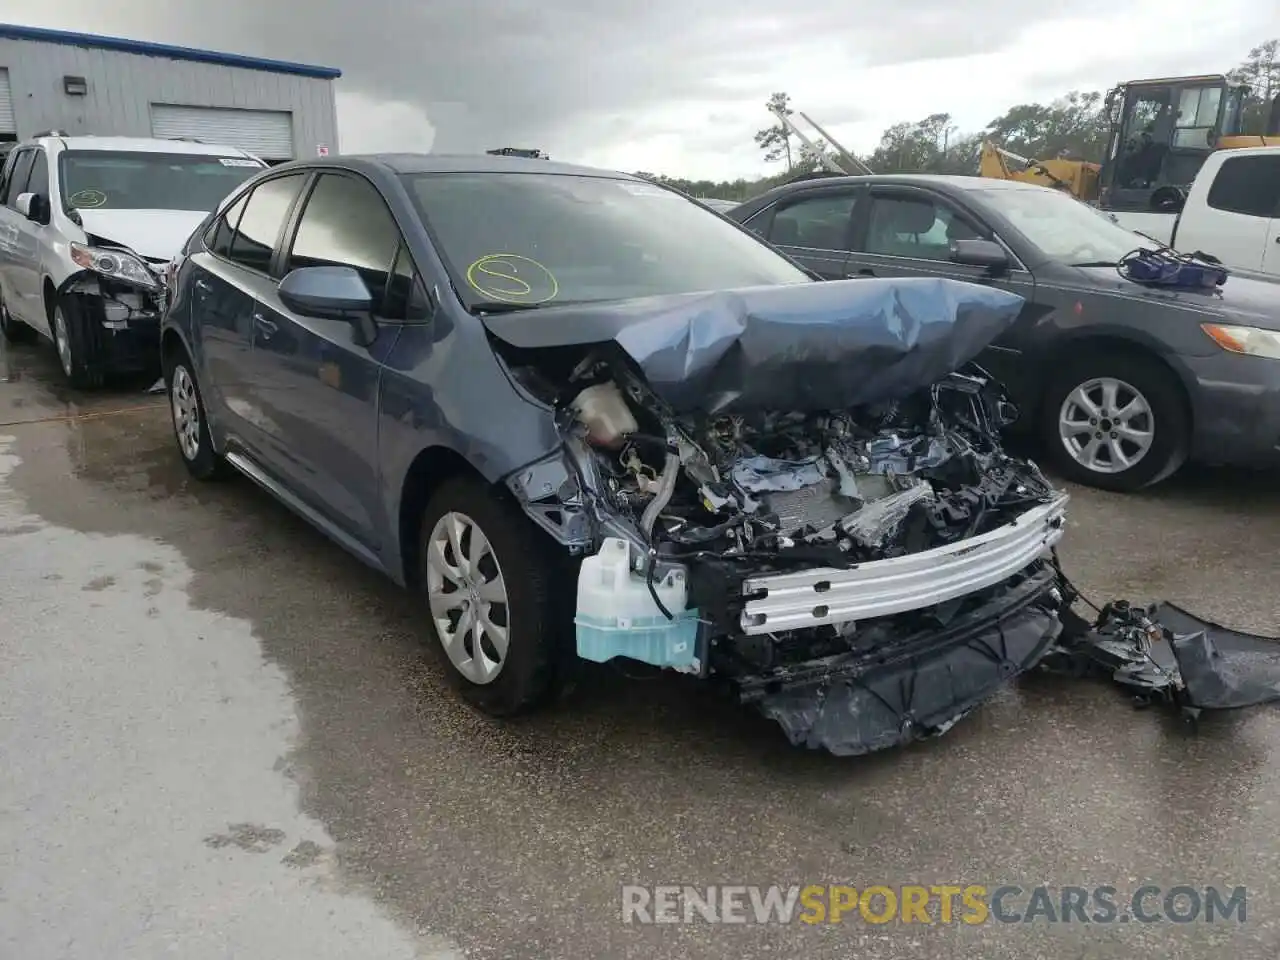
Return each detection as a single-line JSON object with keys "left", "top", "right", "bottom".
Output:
{"left": 254, "top": 313, "right": 277, "bottom": 339}
{"left": 194, "top": 278, "right": 211, "bottom": 292}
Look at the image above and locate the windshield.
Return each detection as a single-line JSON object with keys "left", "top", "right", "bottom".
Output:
{"left": 59, "top": 151, "right": 266, "bottom": 213}
{"left": 404, "top": 172, "right": 809, "bottom": 308}
{"left": 973, "top": 187, "right": 1149, "bottom": 266}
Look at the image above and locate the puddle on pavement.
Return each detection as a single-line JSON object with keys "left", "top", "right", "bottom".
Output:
{"left": 0, "top": 433, "right": 462, "bottom": 959}
{"left": 5, "top": 375, "right": 1280, "bottom": 959}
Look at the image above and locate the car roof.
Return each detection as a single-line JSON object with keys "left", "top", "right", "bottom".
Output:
{"left": 336, "top": 152, "right": 641, "bottom": 180}
{"left": 773, "top": 173, "right": 1048, "bottom": 192}
{"left": 36, "top": 135, "right": 254, "bottom": 157}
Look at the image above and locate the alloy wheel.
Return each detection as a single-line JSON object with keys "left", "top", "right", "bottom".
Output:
{"left": 424, "top": 510, "right": 511, "bottom": 685}
{"left": 1057, "top": 376, "right": 1155, "bottom": 475}
{"left": 170, "top": 365, "right": 201, "bottom": 462}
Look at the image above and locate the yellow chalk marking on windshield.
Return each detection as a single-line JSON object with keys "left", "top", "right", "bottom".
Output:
{"left": 69, "top": 189, "right": 107, "bottom": 209}
{"left": 466, "top": 253, "right": 559, "bottom": 304}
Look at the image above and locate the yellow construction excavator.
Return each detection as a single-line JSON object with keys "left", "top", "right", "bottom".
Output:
{"left": 981, "top": 74, "right": 1280, "bottom": 221}
{"left": 978, "top": 141, "right": 1102, "bottom": 200}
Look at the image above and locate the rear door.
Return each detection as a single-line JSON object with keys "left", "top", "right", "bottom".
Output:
{"left": 743, "top": 186, "right": 862, "bottom": 279}
{"left": 186, "top": 173, "right": 308, "bottom": 455}
{"left": 847, "top": 186, "right": 1040, "bottom": 397}
{"left": 250, "top": 169, "right": 426, "bottom": 550}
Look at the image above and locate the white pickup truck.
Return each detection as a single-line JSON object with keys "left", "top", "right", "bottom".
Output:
{"left": 1108, "top": 146, "right": 1280, "bottom": 277}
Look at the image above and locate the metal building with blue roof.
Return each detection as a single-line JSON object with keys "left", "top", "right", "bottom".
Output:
{"left": 0, "top": 23, "right": 341, "bottom": 162}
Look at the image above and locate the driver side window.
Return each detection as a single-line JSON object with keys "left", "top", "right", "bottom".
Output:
{"left": 864, "top": 194, "right": 982, "bottom": 261}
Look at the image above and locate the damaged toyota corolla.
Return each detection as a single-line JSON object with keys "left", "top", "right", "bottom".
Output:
{"left": 164, "top": 155, "right": 1075, "bottom": 756}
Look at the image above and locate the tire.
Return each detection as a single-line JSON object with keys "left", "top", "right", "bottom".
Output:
{"left": 0, "top": 286, "right": 34, "bottom": 343}
{"left": 165, "top": 348, "right": 229, "bottom": 481}
{"left": 417, "top": 476, "right": 567, "bottom": 716}
{"left": 1040, "top": 350, "right": 1189, "bottom": 492}
{"left": 51, "top": 297, "right": 105, "bottom": 389}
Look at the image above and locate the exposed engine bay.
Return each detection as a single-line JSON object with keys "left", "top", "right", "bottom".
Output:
{"left": 502, "top": 340, "right": 1070, "bottom": 754}
{"left": 487, "top": 277, "right": 1280, "bottom": 757}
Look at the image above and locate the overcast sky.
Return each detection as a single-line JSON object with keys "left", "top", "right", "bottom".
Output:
{"left": 7, "top": 1, "right": 1280, "bottom": 179}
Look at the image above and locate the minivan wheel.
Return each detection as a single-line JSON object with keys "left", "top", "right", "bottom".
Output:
{"left": 1041, "top": 351, "right": 1189, "bottom": 492}
{"left": 52, "top": 298, "right": 104, "bottom": 389}
{"left": 0, "top": 288, "right": 33, "bottom": 343}
{"left": 418, "top": 477, "right": 564, "bottom": 716}
{"left": 166, "top": 352, "right": 228, "bottom": 481}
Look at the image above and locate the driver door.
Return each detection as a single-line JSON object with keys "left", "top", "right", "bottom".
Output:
{"left": 846, "top": 186, "right": 1040, "bottom": 398}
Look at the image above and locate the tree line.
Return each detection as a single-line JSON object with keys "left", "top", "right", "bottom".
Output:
{"left": 633, "top": 39, "right": 1279, "bottom": 202}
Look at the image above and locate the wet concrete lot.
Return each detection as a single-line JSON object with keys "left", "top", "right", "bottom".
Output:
{"left": 2, "top": 338, "right": 1280, "bottom": 960}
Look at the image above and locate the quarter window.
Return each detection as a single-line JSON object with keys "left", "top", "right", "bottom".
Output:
{"left": 205, "top": 193, "right": 250, "bottom": 259}
{"left": 26, "top": 151, "right": 48, "bottom": 199}
{"left": 1205, "top": 155, "right": 1280, "bottom": 218}
{"left": 864, "top": 195, "right": 983, "bottom": 261}
{"left": 383, "top": 244, "right": 433, "bottom": 321}
{"left": 4, "top": 149, "right": 34, "bottom": 208}
{"left": 768, "top": 193, "right": 858, "bottom": 250}
{"left": 286, "top": 173, "right": 403, "bottom": 315}
{"left": 226, "top": 174, "right": 306, "bottom": 274}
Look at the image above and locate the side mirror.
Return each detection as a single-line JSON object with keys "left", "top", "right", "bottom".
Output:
{"left": 279, "top": 265, "right": 378, "bottom": 346}
{"left": 16, "top": 192, "right": 45, "bottom": 224}
{"left": 950, "top": 238, "right": 1009, "bottom": 272}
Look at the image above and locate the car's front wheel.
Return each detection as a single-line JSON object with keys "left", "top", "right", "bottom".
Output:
{"left": 0, "top": 287, "right": 34, "bottom": 343}
{"left": 418, "top": 476, "right": 566, "bottom": 716}
{"left": 1041, "top": 350, "right": 1189, "bottom": 492}
{"left": 166, "top": 350, "right": 228, "bottom": 481}
{"left": 51, "top": 298, "right": 104, "bottom": 389}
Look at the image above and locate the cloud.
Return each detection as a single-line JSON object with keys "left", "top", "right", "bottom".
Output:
{"left": 5, "top": 0, "right": 1279, "bottom": 179}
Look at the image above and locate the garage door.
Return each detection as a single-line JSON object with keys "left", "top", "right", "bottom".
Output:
{"left": 0, "top": 69, "right": 15, "bottom": 136}
{"left": 150, "top": 104, "right": 294, "bottom": 160}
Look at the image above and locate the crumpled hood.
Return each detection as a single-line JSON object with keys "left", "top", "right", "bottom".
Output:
{"left": 1074, "top": 265, "right": 1280, "bottom": 330}
{"left": 482, "top": 277, "right": 1025, "bottom": 414}
{"left": 77, "top": 208, "right": 209, "bottom": 262}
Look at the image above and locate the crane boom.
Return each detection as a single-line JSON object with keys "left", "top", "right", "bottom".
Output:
{"left": 767, "top": 104, "right": 874, "bottom": 176}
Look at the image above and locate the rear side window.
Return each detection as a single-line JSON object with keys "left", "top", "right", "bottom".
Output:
{"left": 205, "top": 193, "right": 250, "bottom": 259}
{"left": 226, "top": 174, "right": 306, "bottom": 274}
{"left": 285, "top": 173, "right": 403, "bottom": 315}
{"left": 768, "top": 192, "right": 859, "bottom": 250}
{"left": 1206, "top": 155, "right": 1280, "bottom": 218}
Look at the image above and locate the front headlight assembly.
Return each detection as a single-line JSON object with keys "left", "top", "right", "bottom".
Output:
{"left": 1201, "top": 322, "right": 1280, "bottom": 361}
{"left": 70, "top": 242, "right": 159, "bottom": 291}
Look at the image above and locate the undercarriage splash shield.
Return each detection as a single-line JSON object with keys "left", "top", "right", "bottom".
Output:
{"left": 747, "top": 571, "right": 1063, "bottom": 756}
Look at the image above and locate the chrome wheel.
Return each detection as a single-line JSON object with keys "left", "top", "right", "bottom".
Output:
{"left": 425, "top": 511, "right": 510, "bottom": 685}
{"left": 171, "top": 365, "right": 201, "bottom": 462}
{"left": 53, "top": 306, "right": 72, "bottom": 376}
{"left": 1057, "top": 376, "right": 1154, "bottom": 475}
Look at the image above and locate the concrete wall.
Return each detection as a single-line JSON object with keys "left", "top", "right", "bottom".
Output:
{"left": 0, "top": 37, "right": 339, "bottom": 158}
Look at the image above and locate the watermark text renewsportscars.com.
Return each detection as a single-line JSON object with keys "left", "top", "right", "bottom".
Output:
{"left": 621, "top": 884, "right": 1247, "bottom": 925}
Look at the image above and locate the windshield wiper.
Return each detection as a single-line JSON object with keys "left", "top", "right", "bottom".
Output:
{"left": 1068, "top": 260, "right": 1118, "bottom": 268}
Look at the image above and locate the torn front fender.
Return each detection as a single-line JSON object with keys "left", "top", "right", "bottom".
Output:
{"left": 481, "top": 276, "right": 1025, "bottom": 415}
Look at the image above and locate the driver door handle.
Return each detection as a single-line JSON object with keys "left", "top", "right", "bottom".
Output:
{"left": 254, "top": 313, "right": 277, "bottom": 339}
